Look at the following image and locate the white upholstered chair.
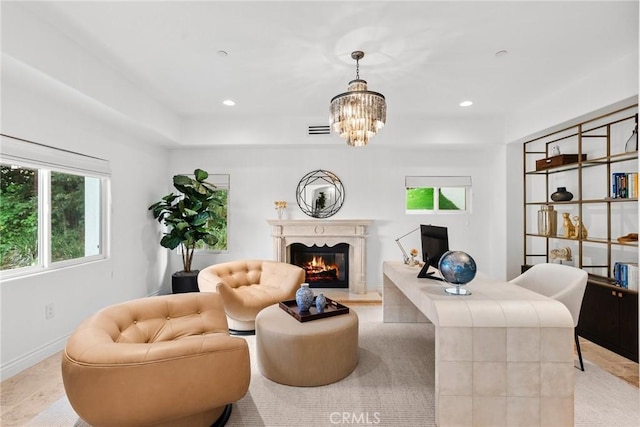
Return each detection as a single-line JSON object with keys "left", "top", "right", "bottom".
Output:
{"left": 509, "top": 263, "right": 589, "bottom": 370}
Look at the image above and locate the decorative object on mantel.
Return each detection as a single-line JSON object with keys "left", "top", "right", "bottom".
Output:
{"left": 295, "top": 283, "right": 315, "bottom": 312}
{"left": 624, "top": 114, "right": 638, "bottom": 153}
{"left": 296, "top": 170, "right": 345, "bottom": 218}
{"left": 329, "top": 50, "right": 386, "bottom": 147}
{"left": 551, "top": 187, "right": 574, "bottom": 202}
{"left": 562, "top": 212, "right": 575, "bottom": 238}
{"left": 274, "top": 200, "right": 287, "bottom": 219}
{"left": 439, "top": 250, "right": 477, "bottom": 296}
{"left": 550, "top": 247, "right": 572, "bottom": 263}
{"left": 537, "top": 205, "right": 557, "bottom": 236}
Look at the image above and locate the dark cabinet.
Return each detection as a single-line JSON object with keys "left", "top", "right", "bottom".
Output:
{"left": 577, "top": 280, "right": 638, "bottom": 362}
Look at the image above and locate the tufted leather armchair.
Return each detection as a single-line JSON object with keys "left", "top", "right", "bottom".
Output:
{"left": 198, "top": 259, "right": 305, "bottom": 333}
{"left": 61, "top": 292, "right": 250, "bottom": 427}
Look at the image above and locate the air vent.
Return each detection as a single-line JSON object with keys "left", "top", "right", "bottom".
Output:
{"left": 308, "top": 125, "right": 331, "bottom": 136}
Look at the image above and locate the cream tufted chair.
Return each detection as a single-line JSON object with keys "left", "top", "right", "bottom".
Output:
{"left": 509, "top": 263, "right": 589, "bottom": 370}
{"left": 61, "top": 292, "right": 250, "bottom": 427}
{"left": 198, "top": 259, "right": 305, "bottom": 334}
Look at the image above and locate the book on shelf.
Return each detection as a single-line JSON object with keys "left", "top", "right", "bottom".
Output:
{"left": 613, "top": 261, "right": 638, "bottom": 290}
{"left": 612, "top": 172, "right": 638, "bottom": 199}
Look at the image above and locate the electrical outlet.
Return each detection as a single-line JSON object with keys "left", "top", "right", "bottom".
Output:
{"left": 45, "top": 303, "right": 55, "bottom": 320}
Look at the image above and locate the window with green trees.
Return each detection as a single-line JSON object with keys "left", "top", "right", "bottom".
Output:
{"left": 1, "top": 135, "right": 109, "bottom": 276}
{"left": 0, "top": 165, "right": 38, "bottom": 269}
{"left": 195, "top": 174, "right": 229, "bottom": 251}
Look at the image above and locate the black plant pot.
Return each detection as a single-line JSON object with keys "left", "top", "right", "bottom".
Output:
{"left": 172, "top": 270, "right": 200, "bottom": 294}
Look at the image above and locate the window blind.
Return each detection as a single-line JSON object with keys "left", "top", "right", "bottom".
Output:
{"left": 405, "top": 176, "right": 471, "bottom": 188}
{"left": 1, "top": 134, "right": 111, "bottom": 176}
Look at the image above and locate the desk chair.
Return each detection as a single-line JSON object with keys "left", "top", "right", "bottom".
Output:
{"left": 509, "top": 263, "right": 588, "bottom": 371}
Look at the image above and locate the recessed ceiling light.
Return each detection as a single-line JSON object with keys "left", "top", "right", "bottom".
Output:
{"left": 222, "top": 99, "right": 236, "bottom": 106}
{"left": 459, "top": 100, "right": 473, "bottom": 107}
{"left": 495, "top": 50, "right": 508, "bottom": 57}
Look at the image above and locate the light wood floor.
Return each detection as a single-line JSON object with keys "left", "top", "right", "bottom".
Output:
{"left": 1, "top": 301, "right": 637, "bottom": 426}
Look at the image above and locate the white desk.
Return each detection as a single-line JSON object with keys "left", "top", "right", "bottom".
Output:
{"left": 383, "top": 261, "right": 574, "bottom": 427}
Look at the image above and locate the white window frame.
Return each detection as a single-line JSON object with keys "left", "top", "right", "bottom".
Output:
{"left": 0, "top": 134, "right": 111, "bottom": 279}
{"left": 405, "top": 176, "right": 472, "bottom": 214}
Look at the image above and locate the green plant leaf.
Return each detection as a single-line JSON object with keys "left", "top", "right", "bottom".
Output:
{"left": 160, "top": 235, "right": 182, "bottom": 250}
{"left": 194, "top": 169, "right": 208, "bottom": 182}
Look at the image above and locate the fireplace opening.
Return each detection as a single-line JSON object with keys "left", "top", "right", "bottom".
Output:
{"left": 290, "top": 243, "right": 349, "bottom": 288}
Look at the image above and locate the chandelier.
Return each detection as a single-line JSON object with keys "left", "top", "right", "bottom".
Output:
{"left": 329, "top": 51, "right": 386, "bottom": 147}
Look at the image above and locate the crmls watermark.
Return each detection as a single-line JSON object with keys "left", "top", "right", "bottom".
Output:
{"left": 329, "top": 412, "right": 381, "bottom": 425}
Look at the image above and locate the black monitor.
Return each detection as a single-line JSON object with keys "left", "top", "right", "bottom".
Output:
{"left": 418, "top": 224, "right": 449, "bottom": 280}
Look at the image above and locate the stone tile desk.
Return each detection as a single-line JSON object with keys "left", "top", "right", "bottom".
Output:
{"left": 383, "top": 261, "right": 574, "bottom": 427}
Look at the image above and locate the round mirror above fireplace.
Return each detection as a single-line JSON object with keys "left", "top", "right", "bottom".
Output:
{"left": 296, "top": 170, "right": 345, "bottom": 218}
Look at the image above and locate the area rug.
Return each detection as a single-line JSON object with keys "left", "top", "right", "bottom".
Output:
{"left": 26, "top": 306, "right": 639, "bottom": 427}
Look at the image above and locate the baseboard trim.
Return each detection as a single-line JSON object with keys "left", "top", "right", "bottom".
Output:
{"left": 1, "top": 290, "right": 165, "bottom": 381}
{"left": 0, "top": 334, "right": 69, "bottom": 381}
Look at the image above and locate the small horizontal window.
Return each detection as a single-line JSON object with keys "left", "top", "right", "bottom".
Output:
{"left": 405, "top": 176, "right": 472, "bottom": 214}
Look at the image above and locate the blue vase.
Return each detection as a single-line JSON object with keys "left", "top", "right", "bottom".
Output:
{"left": 315, "top": 292, "right": 327, "bottom": 313}
{"left": 295, "top": 283, "right": 314, "bottom": 312}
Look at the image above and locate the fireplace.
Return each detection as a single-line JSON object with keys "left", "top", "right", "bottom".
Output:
{"left": 290, "top": 243, "right": 349, "bottom": 288}
{"left": 267, "top": 219, "right": 373, "bottom": 294}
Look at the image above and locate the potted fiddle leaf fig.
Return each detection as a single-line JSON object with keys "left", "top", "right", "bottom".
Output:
{"left": 148, "top": 168, "right": 223, "bottom": 293}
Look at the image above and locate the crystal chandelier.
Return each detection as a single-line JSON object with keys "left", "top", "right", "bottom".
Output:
{"left": 329, "top": 51, "right": 386, "bottom": 147}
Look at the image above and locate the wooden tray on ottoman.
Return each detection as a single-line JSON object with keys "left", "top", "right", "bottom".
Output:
{"left": 279, "top": 297, "right": 349, "bottom": 322}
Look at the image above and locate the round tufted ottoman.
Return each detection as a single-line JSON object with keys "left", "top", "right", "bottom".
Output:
{"left": 256, "top": 304, "right": 358, "bottom": 386}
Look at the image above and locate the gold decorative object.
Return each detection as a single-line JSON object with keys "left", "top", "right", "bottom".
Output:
{"left": 274, "top": 201, "right": 287, "bottom": 219}
{"left": 562, "top": 212, "right": 575, "bottom": 238}
{"left": 570, "top": 215, "right": 588, "bottom": 239}
{"left": 329, "top": 51, "right": 386, "bottom": 147}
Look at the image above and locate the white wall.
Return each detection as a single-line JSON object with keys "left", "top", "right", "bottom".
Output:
{"left": 168, "top": 143, "right": 507, "bottom": 291}
{"left": 0, "top": 66, "right": 171, "bottom": 380}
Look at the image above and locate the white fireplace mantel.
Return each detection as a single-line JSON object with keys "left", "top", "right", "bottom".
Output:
{"left": 266, "top": 219, "right": 373, "bottom": 294}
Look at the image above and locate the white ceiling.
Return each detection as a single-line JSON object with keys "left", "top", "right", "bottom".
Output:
{"left": 7, "top": 1, "right": 640, "bottom": 146}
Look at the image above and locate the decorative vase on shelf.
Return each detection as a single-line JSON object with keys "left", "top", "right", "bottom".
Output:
{"left": 537, "top": 205, "right": 557, "bottom": 236}
{"left": 295, "top": 283, "right": 314, "bottom": 312}
{"left": 315, "top": 292, "right": 327, "bottom": 313}
{"left": 624, "top": 121, "right": 638, "bottom": 153}
{"left": 550, "top": 187, "right": 573, "bottom": 202}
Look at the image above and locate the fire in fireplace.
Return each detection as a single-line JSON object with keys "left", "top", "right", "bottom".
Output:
{"left": 290, "top": 243, "right": 349, "bottom": 288}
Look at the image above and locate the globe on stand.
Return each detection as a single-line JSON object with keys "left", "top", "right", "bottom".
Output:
{"left": 438, "top": 250, "right": 477, "bottom": 296}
